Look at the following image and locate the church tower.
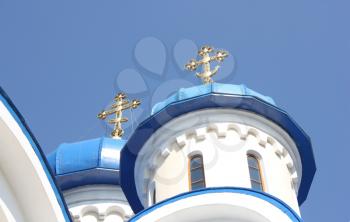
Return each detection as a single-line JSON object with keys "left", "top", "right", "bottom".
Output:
{"left": 46, "top": 45, "right": 316, "bottom": 222}
{"left": 47, "top": 93, "right": 141, "bottom": 221}
{"left": 120, "top": 46, "right": 316, "bottom": 222}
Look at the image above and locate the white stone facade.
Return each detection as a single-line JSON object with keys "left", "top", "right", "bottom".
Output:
{"left": 135, "top": 109, "right": 302, "bottom": 215}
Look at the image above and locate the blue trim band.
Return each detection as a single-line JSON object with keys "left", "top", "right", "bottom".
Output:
{"left": 120, "top": 93, "right": 316, "bottom": 213}
{"left": 55, "top": 168, "right": 120, "bottom": 191}
{"left": 129, "top": 187, "right": 302, "bottom": 222}
{"left": 0, "top": 87, "right": 72, "bottom": 222}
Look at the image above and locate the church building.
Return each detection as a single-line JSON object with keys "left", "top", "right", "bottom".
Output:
{"left": 0, "top": 46, "right": 316, "bottom": 222}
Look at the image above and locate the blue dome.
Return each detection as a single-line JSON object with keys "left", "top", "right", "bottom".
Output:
{"left": 152, "top": 83, "right": 276, "bottom": 114}
{"left": 48, "top": 137, "right": 125, "bottom": 191}
{"left": 121, "top": 83, "right": 315, "bottom": 213}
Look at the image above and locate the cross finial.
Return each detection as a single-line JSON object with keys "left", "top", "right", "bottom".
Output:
{"left": 185, "top": 45, "right": 229, "bottom": 84}
{"left": 97, "top": 92, "right": 141, "bottom": 139}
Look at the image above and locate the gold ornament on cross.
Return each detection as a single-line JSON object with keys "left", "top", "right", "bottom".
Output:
{"left": 97, "top": 92, "right": 141, "bottom": 138}
{"left": 185, "top": 45, "right": 229, "bottom": 84}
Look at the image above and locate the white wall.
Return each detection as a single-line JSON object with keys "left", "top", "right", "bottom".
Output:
{"left": 64, "top": 185, "right": 133, "bottom": 222}
{"left": 0, "top": 99, "right": 68, "bottom": 222}
{"left": 0, "top": 168, "right": 25, "bottom": 222}
{"left": 135, "top": 109, "right": 302, "bottom": 215}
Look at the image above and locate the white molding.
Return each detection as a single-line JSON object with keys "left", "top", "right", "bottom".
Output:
{"left": 64, "top": 185, "right": 133, "bottom": 222}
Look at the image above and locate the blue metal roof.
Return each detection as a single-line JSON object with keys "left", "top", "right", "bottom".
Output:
{"left": 152, "top": 83, "right": 276, "bottom": 114}
{"left": 48, "top": 137, "right": 125, "bottom": 190}
{"left": 120, "top": 83, "right": 316, "bottom": 213}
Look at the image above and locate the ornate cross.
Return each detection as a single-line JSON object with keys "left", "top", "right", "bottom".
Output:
{"left": 97, "top": 92, "right": 141, "bottom": 138}
{"left": 185, "top": 45, "right": 229, "bottom": 84}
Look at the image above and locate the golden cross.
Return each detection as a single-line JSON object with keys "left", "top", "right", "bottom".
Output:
{"left": 185, "top": 45, "right": 229, "bottom": 84}
{"left": 97, "top": 92, "right": 141, "bottom": 138}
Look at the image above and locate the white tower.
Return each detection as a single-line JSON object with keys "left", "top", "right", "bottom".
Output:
{"left": 120, "top": 47, "right": 316, "bottom": 222}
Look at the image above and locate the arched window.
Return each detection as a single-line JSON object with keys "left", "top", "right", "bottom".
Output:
{"left": 247, "top": 154, "right": 264, "bottom": 191}
{"left": 189, "top": 154, "right": 206, "bottom": 190}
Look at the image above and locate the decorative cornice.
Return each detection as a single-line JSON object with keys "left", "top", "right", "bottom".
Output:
{"left": 65, "top": 185, "right": 133, "bottom": 222}
{"left": 141, "top": 122, "right": 299, "bottom": 200}
{"left": 70, "top": 204, "right": 133, "bottom": 222}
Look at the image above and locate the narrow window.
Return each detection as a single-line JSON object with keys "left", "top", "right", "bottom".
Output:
{"left": 189, "top": 154, "right": 206, "bottom": 190}
{"left": 152, "top": 186, "right": 156, "bottom": 204}
{"left": 247, "top": 154, "right": 264, "bottom": 191}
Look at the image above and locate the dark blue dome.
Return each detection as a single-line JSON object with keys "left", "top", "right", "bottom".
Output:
{"left": 48, "top": 137, "right": 125, "bottom": 191}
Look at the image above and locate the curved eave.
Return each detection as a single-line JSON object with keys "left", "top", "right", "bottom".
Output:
{"left": 54, "top": 168, "right": 120, "bottom": 191}
{"left": 130, "top": 187, "right": 302, "bottom": 222}
{"left": 120, "top": 93, "right": 316, "bottom": 213}
{"left": 0, "top": 87, "right": 72, "bottom": 222}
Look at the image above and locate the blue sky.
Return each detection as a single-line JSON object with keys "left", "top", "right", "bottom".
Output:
{"left": 1, "top": 0, "right": 349, "bottom": 221}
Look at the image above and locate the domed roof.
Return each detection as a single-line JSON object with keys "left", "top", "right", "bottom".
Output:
{"left": 120, "top": 83, "right": 315, "bottom": 213}
{"left": 152, "top": 83, "right": 276, "bottom": 114}
{"left": 48, "top": 137, "right": 125, "bottom": 191}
